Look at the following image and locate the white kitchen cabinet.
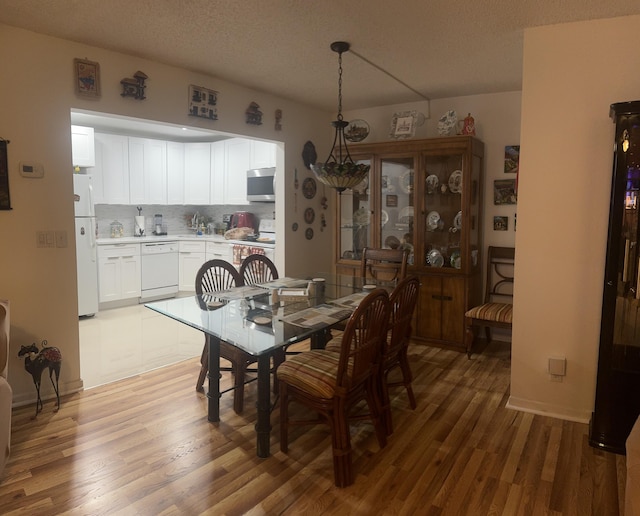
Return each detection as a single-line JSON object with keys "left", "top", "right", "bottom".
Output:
{"left": 129, "top": 137, "right": 167, "bottom": 205}
{"left": 224, "top": 138, "right": 251, "bottom": 205}
{"left": 89, "top": 133, "right": 129, "bottom": 205}
{"left": 209, "top": 140, "right": 225, "bottom": 205}
{"left": 71, "top": 125, "right": 95, "bottom": 167}
{"left": 206, "top": 241, "right": 233, "bottom": 263}
{"left": 98, "top": 243, "right": 141, "bottom": 303}
{"left": 167, "top": 141, "right": 185, "bottom": 204}
{"left": 179, "top": 241, "right": 206, "bottom": 291}
{"left": 250, "top": 140, "right": 276, "bottom": 169}
{"left": 184, "top": 143, "right": 211, "bottom": 205}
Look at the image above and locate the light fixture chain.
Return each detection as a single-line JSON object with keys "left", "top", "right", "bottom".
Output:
{"left": 337, "top": 50, "right": 343, "bottom": 121}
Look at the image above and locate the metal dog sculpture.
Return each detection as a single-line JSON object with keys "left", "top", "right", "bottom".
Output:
{"left": 18, "top": 341, "right": 62, "bottom": 418}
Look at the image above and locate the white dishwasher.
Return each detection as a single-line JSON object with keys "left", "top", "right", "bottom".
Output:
{"left": 140, "top": 241, "right": 179, "bottom": 301}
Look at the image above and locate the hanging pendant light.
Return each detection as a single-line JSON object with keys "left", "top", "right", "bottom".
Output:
{"left": 311, "top": 41, "right": 370, "bottom": 193}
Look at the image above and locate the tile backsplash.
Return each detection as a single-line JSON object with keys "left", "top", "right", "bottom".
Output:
{"left": 95, "top": 204, "right": 275, "bottom": 238}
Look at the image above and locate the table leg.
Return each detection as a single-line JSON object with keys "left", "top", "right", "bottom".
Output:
{"left": 207, "top": 335, "right": 221, "bottom": 423}
{"left": 256, "top": 354, "right": 272, "bottom": 457}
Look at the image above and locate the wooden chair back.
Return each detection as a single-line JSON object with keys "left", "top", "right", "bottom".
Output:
{"left": 386, "top": 276, "right": 420, "bottom": 360}
{"left": 484, "top": 246, "right": 515, "bottom": 304}
{"left": 240, "top": 254, "right": 278, "bottom": 285}
{"left": 360, "top": 247, "right": 409, "bottom": 283}
{"left": 196, "top": 259, "right": 242, "bottom": 294}
{"left": 335, "top": 289, "right": 391, "bottom": 390}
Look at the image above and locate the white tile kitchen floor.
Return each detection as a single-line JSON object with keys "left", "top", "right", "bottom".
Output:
{"left": 79, "top": 303, "right": 203, "bottom": 389}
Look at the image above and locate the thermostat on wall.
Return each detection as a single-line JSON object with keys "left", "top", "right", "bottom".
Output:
{"left": 19, "top": 161, "right": 44, "bottom": 178}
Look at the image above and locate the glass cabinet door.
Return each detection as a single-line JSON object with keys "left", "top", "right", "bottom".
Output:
{"left": 379, "top": 157, "right": 415, "bottom": 264}
{"left": 338, "top": 159, "right": 371, "bottom": 261}
{"left": 423, "top": 153, "right": 464, "bottom": 270}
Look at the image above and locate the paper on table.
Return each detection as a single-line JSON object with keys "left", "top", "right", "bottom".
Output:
{"left": 280, "top": 304, "right": 353, "bottom": 329}
{"left": 330, "top": 291, "right": 368, "bottom": 308}
{"left": 216, "top": 286, "right": 269, "bottom": 300}
{"left": 257, "top": 277, "right": 309, "bottom": 289}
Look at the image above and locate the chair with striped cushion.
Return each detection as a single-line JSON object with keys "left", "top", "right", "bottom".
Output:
{"left": 464, "top": 246, "right": 515, "bottom": 357}
{"left": 278, "top": 289, "right": 391, "bottom": 488}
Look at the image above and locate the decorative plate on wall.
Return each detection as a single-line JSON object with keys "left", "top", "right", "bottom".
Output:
{"left": 305, "top": 227, "right": 314, "bottom": 240}
{"left": 302, "top": 177, "right": 317, "bottom": 199}
{"left": 292, "top": 222, "right": 298, "bottom": 231}
{"left": 345, "top": 119, "right": 370, "bottom": 142}
{"left": 304, "top": 207, "right": 315, "bottom": 224}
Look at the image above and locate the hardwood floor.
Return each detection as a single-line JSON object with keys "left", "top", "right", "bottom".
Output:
{"left": 0, "top": 340, "right": 626, "bottom": 515}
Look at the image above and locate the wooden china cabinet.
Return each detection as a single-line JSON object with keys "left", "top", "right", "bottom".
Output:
{"left": 334, "top": 136, "right": 484, "bottom": 352}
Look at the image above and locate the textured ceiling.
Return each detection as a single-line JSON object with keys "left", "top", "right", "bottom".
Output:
{"left": 1, "top": 0, "right": 639, "bottom": 112}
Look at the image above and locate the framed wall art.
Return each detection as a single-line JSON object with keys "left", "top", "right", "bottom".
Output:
{"left": 188, "top": 84, "right": 218, "bottom": 120}
{"left": 386, "top": 194, "right": 398, "bottom": 207}
{"left": 494, "top": 216, "right": 508, "bottom": 231}
{"left": 74, "top": 58, "right": 100, "bottom": 98}
{"left": 494, "top": 179, "right": 517, "bottom": 205}
{"left": 504, "top": 145, "right": 520, "bottom": 174}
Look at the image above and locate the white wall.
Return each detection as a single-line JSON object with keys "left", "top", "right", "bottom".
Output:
{"left": 509, "top": 15, "right": 640, "bottom": 422}
{"left": 0, "top": 24, "right": 331, "bottom": 404}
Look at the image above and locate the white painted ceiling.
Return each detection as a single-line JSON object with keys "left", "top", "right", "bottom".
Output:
{"left": 2, "top": 0, "right": 639, "bottom": 113}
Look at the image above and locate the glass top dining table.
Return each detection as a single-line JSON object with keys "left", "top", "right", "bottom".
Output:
{"left": 144, "top": 272, "right": 396, "bottom": 458}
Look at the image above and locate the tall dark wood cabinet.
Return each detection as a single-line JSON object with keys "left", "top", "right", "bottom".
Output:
{"left": 333, "top": 136, "right": 484, "bottom": 352}
{"left": 589, "top": 101, "right": 640, "bottom": 454}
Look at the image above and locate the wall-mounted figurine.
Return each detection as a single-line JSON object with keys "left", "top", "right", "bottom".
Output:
{"left": 18, "top": 340, "right": 62, "bottom": 419}
{"left": 120, "top": 70, "right": 148, "bottom": 100}
{"left": 246, "top": 102, "right": 263, "bottom": 125}
{"left": 275, "top": 109, "right": 283, "bottom": 131}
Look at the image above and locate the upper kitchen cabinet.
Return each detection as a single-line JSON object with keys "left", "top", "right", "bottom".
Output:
{"left": 184, "top": 142, "right": 211, "bottom": 205}
{"left": 129, "top": 137, "right": 167, "bottom": 205}
{"left": 210, "top": 140, "right": 225, "bottom": 205}
{"left": 166, "top": 142, "right": 185, "bottom": 205}
{"left": 89, "top": 133, "right": 129, "bottom": 205}
{"left": 224, "top": 138, "right": 251, "bottom": 205}
{"left": 250, "top": 140, "right": 276, "bottom": 169}
{"left": 71, "top": 125, "right": 95, "bottom": 168}
{"left": 337, "top": 136, "right": 484, "bottom": 352}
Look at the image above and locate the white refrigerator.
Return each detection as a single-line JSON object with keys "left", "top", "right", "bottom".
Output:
{"left": 73, "top": 174, "right": 99, "bottom": 317}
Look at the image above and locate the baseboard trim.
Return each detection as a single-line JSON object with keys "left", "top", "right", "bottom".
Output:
{"left": 506, "top": 395, "right": 591, "bottom": 424}
{"left": 11, "top": 378, "right": 84, "bottom": 408}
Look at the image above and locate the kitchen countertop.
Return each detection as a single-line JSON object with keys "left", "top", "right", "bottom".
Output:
{"left": 96, "top": 234, "right": 275, "bottom": 248}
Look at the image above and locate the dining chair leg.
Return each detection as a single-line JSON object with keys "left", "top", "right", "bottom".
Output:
{"left": 330, "top": 405, "right": 353, "bottom": 488}
{"left": 279, "top": 382, "right": 289, "bottom": 453}
{"left": 366, "top": 379, "right": 388, "bottom": 448}
{"left": 398, "top": 350, "right": 417, "bottom": 410}
{"left": 196, "top": 340, "right": 208, "bottom": 392}
{"left": 380, "top": 371, "right": 394, "bottom": 436}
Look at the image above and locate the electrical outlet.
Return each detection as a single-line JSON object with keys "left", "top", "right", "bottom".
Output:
{"left": 550, "top": 374, "right": 564, "bottom": 383}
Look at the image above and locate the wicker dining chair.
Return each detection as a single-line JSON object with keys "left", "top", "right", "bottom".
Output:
{"left": 278, "top": 288, "right": 391, "bottom": 487}
{"left": 195, "top": 259, "right": 259, "bottom": 414}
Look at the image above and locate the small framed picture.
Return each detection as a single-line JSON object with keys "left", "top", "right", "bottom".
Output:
{"left": 386, "top": 195, "right": 398, "bottom": 207}
{"left": 494, "top": 216, "right": 508, "bottom": 231}
{"left": 390, "top": 111, "right": 417, "bottom": 139}
{"left": 494, "top": 179, "right": 517, "bottom": 205}
{"left": 188, "top": 84, "right": 218, "bottom": 120}
{"left": 74, "top": 58, "right": 100, "bottom": 97}
{"left": 504, "top": 145, "right": 520, "bottom": 174}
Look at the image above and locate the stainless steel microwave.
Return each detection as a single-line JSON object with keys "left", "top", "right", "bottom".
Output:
{"left": 246, "top": 167, "right": 276, "bottom": 202}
